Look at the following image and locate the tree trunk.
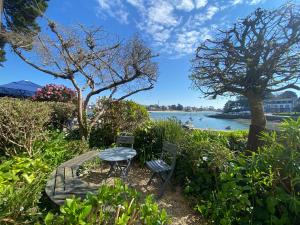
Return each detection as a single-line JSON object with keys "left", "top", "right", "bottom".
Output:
{"left": 0, "top": 0, "right": 3, "bottom": 32}
{"left": 247, "top": 96, "right": 266, "bottom": 152}
{"left": 76, "top": 91, "right": 89, "bottom": 141}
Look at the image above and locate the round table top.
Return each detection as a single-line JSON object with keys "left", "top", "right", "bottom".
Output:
{"left": 98, "top": 147, "right": 137, "bottom": 162}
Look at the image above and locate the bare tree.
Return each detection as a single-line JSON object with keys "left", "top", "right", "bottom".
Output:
{"left": 190, "top": 3, "right": 300, "bottom": 151}
{"left": 7, "top": 20, "right": 158, "bottom": 140}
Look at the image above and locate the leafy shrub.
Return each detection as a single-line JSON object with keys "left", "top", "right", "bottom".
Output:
{"left": 33, "top": 84, "right": 76, "bottom": 103}
{"left": 45, "top": 180, "right": 170, "bottom": 225}
{"left": 0, "top": 98, "right": 78, "bottom": 157}
{"left": 0, "top": 131, "right": 90, "bottom": 224}
{"left": 190, "top": 129, "right": 248, "bottom": 152}
{"left": 134, "top": 119, "right": 185, "bottom": 163}
{"left": 0, "top": 173, "right": 47, "bottom": 224}
{"left": 133, "top": 119, "right": 245, "bottom": 164}
{"left": 48, "top": 102, "right": 76, "bottom": 130}
{"left": 0, "top": 156, "right": 49, "bottom": 192}
{"left": 193, "top": 119, "right": 300, "bottom": 224}
{"left": 89, "top": 124, "right": 115, "bottom": 148}
{"left": 133, "top": 119, "right": 299, "bottom": 224}
{"left": 90, "top": 99, "right": 150, "bottom": 148}
{"left": 0, "top": 156, "right": 49, "bottom": 223}
{"left": 175, "top": 137, "right": 234, "bottom": 199}
{"left": 0, "top": 98, "right": 51, "bottom": 157}
{"left": 34, "top": 132, "right": 89, "bottom": 167}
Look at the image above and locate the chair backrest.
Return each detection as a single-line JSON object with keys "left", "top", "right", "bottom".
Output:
{"left": 116, "top": 135, "right": 135, "bottom": 148}
{"left": 161, "top": 141, "right": 178, "bottom": 168}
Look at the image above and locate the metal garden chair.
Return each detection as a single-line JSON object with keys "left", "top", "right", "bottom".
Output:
{"left": 113, "top": 135, "right": 135, "bottom": 180}
{"left": 146, "top": 141, "right": 178, "bottom": 197}
{"left": 116, "top": 135, "right": 134, "bottom": 148}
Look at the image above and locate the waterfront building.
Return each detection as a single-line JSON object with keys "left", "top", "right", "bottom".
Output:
{"left": 263, "top": 97, "right": 298, "bottom": 113}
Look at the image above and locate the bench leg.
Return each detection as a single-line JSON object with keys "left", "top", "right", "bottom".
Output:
{"left": 158, "top": 179, "right": 173, "bottom": 198}
{"left": 158, "top": 170, "right": 174, "bottom": 198}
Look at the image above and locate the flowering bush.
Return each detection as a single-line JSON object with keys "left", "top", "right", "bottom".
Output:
{"left": 33, "top": 84, "right": 76, "bottom": 102}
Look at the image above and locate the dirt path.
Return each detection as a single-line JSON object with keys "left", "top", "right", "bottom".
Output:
{"left": 82, "top": 163, "right": 206, "bottom": 225}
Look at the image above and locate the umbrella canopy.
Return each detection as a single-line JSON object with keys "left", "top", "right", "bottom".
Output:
{"left": 0, "top": 80, "right": 42, "bottom": 98}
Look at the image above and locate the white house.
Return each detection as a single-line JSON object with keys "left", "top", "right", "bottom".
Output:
{"left": 263, "top": 97, "right": 298, "bottom": 113}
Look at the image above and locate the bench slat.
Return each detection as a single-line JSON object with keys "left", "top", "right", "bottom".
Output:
{"left": 45, "top": 170, "right": 57, "bottom": 196}
{"left": 54, "top": 167, "right": 65, "bottom": 194}
{"left": 64, "top": 167, "right": 74, "bottom": 192}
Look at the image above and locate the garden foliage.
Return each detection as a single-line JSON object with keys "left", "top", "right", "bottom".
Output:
{"left": 0, "top": 156, "right": 49, "bottom": 222}
{"left": 192, "top": 119, "right": 300, "bottom": 224}
{"left": 0, "top": 98, "right": 76, "bottom": 157}
{"left": 0, "top": 131, "right": 89, "bottom": 224}
{"left": 0, "top": 97, "right": 51, "bottom": 156}
{"left": 133, "top": 119, "right": 299, "bottom": 224}
{"left": 134, "top": 119, "right": 246, "bottom": 163}
{"left": 45, "top": 180, "right": 170, "bottom": 225}
{"left": 134, "top": 119, "right": 186, "bottom": 163}
{"left": 89, "top": 99, "right": 150, "bottom": 148}
{"left": 47, "top": 102, "right": 76, "bottom": 130}
{"left": 0, "top": 97, "right": 299, "bottom": 225}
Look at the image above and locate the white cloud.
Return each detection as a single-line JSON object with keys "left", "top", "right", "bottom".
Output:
{"left": 95, "top": 0, "right": 227, "bottom": 56}
{"left": 231, "top": 0, "right": 243, "bottom": 5}
{"left": 247, "top": 0, "right": 265, "bottom": 4}
{"left": 96, "top": 0, "right": 129, "bottom": 24}
{"left": 206, "top": 6, "right": 219, "bottom": 19}
{"left": 175, "top": 0, "right": 195, "bottom": 12}
{"left": 189, "top": 5, "right": 219, "bottom": 27}
{"left": 126, "top": 0, "right": 142, "bottom": 7}
{"left": 97, "top": 0, "right": 110, "bottom": 10}
{"left": 166, "top": 27, "right": 212, "bottom": 55}
{"left": 148, "top": 1, "right": 179, "bottom": 26}
{"left": 126, "top": 0, "right": 145, "bottom": 11}
{"left": 195, "top": 0, "right": 208, "bottom": 9}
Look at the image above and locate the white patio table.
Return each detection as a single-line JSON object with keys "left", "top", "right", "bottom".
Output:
{"left": 98, "top": 147, "right": 137, "bottom": 181}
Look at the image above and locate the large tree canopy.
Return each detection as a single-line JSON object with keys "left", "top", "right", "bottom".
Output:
{"left": 9, "top": 20, "right": 158, "bottom": 139}
{"left": 190, "top": 3, "right": 300, "bottom": 150}
{"left": 0, "top": 0, "right": 48, "bottom": 64}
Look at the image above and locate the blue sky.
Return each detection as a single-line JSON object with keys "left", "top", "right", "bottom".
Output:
{"left": 0, "top": 0, "right": 297, "bottom": 108}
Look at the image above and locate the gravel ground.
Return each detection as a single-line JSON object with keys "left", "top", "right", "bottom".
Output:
{"left": 81, "top": 163, "right": 207, "bottom": 225}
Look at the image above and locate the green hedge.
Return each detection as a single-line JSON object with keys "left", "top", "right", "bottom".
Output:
{"left": 133, "top": 119, "right": 300, "bottom": 224}
{"left": 89, "top": 100, "right": 150, "bottom": 148}
{"left": 0, "top": 98, "right": 76, "bottom": 157}
{"left": 133, "top": 120, "right": 247, "bottom": 164}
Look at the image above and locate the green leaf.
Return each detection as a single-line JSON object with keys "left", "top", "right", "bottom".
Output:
{"left": 266, "top": 196, "right": 278, "bottom": 215}
{"left": 44, "top": 212, "right": 54, "bottom": 225}
{"left": 79, "top": 205, "right": 92, "bottom": 219}
{"left": 22, "top": 173, "right": 35, "bottom": 184}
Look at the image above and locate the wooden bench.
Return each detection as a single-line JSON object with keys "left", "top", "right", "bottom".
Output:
{"left": 45, "top": 150, "right": 100, "bottom": 206}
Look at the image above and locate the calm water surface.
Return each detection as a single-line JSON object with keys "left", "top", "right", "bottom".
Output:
{"left": 149, "top": 111, "right": 248, "bottom": 130}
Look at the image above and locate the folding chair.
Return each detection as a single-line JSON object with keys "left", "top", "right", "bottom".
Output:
{"left": 114, "top": 135, "right": 135, "bottom": 180}
{"left": 146, "top": 141, "right": 178, "bottom": 197}
{"left": 116, "top": 135, "right": 134, "bottom": 148}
